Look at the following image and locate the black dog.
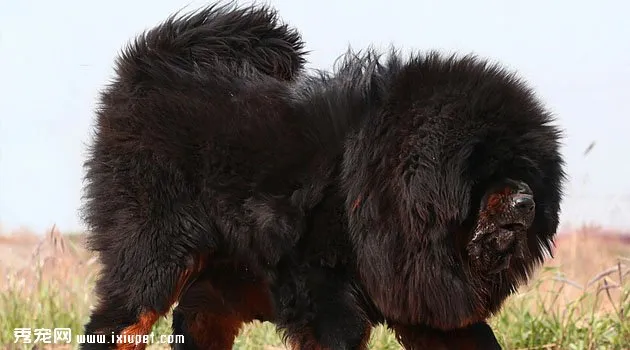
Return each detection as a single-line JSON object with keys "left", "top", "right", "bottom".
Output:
{"left": 81, "top": 3, "right": 565, "bottom": 349}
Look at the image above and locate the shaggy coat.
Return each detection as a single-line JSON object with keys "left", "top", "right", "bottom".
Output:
{"left": 339, "top": 52, "right": 565, "bottom": 348}
{"left": 81, "top": 3, "right": 565, "bottom": 350}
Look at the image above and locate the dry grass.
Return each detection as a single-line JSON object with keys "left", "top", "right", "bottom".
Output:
{"left": 0, "top": 225, "right": 629, "bottom": 349}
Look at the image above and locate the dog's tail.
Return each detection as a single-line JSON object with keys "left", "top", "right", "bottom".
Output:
{"left": 114, "top": 3, "right": 306, "bottom": 83}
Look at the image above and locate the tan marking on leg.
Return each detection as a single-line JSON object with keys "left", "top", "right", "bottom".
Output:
{"left": 116, "top": 310, "right": 159, "bottom": 350}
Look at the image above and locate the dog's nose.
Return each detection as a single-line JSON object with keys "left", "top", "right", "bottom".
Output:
{"left": 512, "top": 194, "right": 535, "bottom": 213}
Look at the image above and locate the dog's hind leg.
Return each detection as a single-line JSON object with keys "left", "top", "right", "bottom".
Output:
{"left": 171, "top": 307, "right": 242, "bottom": 350}
{"left": 80, "top": 197, "right": 214, "bottom": 350}
{"left": 170, "top": 259, "right": 275, "bottom": 350}
{"left": 82, "top": 246, "right": 208, "bottom": 350}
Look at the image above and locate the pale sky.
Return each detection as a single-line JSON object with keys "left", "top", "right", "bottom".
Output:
{"left": 1, "top": 0, "right": 629, "bottom": 234}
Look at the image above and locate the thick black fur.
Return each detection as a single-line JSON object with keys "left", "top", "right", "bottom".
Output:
{"left": 340, "top": 51, "right": 565, "bottom": 331}
{"left": 81, "top": 2, "right": 328, "bottom": 346}
{"left": 83, "top": 3, "right": 377, "bottom": 349}
{"left": 82, "top": 2, "right": 565, "bottom": 349}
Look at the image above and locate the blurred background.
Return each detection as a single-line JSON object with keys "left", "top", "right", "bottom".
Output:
{"left": 0, "top": 0, "right": 629, "bottom": 348}
{"left": 1, "top": 0, "right": 629, "bottom": 234}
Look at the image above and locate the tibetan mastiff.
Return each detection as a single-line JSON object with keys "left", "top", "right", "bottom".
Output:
{"left": 81, "top": 3, "right": 565, "bottom": 350}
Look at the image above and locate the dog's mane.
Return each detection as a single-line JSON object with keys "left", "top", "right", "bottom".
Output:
{"left": 313, "top": 48, "right": 567, "bottom": 328}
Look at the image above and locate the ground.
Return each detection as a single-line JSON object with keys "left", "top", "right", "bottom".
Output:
{"left": 1, "top": 225, "right": 629, "bottom": 349}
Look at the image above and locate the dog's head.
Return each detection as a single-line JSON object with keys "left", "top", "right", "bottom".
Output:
{"left": 467, "top": 179, "right": 536, "bottom": 274}
{"left": 340, "top": 51, "right": 566, "bottom": 327}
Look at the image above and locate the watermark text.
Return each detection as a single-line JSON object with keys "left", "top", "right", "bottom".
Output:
{"left": 14, "top": 328, "right": 184, "bottom": 345}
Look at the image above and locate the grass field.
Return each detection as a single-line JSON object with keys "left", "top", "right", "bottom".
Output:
{"left": 0, "top": 225, "right": 629, "bottom": 349}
